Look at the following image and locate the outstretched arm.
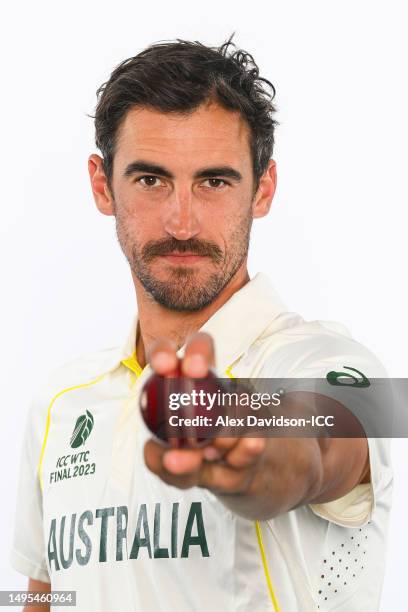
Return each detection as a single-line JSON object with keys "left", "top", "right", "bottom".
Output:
{"left": 143, "top": 333, "right": 370, "bottom": 521}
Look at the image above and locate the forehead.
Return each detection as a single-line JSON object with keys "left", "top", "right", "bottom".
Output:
{"left": 114, "top": 102, "right": 252, "bottom": 169}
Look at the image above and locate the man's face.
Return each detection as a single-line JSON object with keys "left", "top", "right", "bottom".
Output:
{"left": 106, "top": 102, "right": 258, "bottom": 311}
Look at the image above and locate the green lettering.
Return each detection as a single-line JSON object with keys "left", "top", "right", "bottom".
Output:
{"left": 181, "top": 502, "right": 209, "bottom": 558}
{"left": 59, "top": 514, "right": 76, "bottom": 569}
{"left": 130, "top": 504, "right": 152, "bottom": 559}
{"left": 153, "top": 504, "right": 169, "bottom": 558}
{"left": 75, "top": 511, "right": 93, "bottom": 566}
{"left": 47, "top": 518, "right": 60, "bottom": 571}
{"left": 116, "top": 506, "right": 128, "bottom": 561}
{"left": 95, "top": 507, "right": 114, "bottom": 562}
{"left": 171, "top": 502, "right": 179, "bottom": 558}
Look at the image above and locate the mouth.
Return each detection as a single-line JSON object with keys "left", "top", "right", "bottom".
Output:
{"left": 160, "top": 253, "right": 209, "bottom": 264}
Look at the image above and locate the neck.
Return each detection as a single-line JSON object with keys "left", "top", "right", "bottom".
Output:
{"left": 132, "top": 265, "right": 250, "bottom": 368}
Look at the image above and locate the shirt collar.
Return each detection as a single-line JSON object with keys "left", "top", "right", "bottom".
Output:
{"left": 104, "top": 272, "right": 287, "bottom": 377}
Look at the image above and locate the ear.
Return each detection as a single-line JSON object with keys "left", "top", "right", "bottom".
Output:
{"left": 252, "top": 159, "right": 277, "bottom": 219}
{"left": 88, "top": 154, "right": 115, "bottom": 216}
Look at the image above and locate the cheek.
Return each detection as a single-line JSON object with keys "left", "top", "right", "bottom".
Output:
{"left": 215, "top": 200, "right": 252, "bottom": 233}
{"left": 115, "top": 194, "right": 163, "bottom": 237}
{"left": 198, "top": 194, "right": 246, "bottom": 227}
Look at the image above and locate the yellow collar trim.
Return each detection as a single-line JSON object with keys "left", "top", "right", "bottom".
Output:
{"left": 121, "top": 350, "right": 143, "bottom": 377}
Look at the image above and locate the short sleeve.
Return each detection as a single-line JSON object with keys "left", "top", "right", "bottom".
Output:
{"left": 309, "top": 436, "right": 391, "bottom": 528}
{"left": 259, "top": 320, "right": 393, "bottom": 528}
{"left": 9, "top": 388, "right": 51, "bottom": 583}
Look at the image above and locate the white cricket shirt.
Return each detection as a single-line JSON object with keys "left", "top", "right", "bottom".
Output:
{"left": 10, "top": 272, "right": 392, "bottom": 611}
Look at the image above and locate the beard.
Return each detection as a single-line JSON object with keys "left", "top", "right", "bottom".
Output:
{"left": 114, "top": 205, "right": 253, "bottom": 312}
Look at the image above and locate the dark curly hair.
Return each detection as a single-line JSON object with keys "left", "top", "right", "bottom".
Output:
{"left": 92, "top": 33, "right": 278, "bottom": 192}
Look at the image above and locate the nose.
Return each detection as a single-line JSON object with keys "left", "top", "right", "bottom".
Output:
{"left": 163, "top": 185, "right": 200, "bottom": 240}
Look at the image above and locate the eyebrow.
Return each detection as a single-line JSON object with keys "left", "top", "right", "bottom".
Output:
{"left": 123, "top": 160, "right": 243, "bottom": 182}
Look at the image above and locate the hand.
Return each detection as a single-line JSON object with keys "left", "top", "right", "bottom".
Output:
{"left": 143, "top": 331, "right": 267, "bottom": 494}
{"left": 144, "top": 334, "right": 371, "bottom": 520}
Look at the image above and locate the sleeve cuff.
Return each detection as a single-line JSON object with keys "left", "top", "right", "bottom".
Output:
{"left": 309, "top": 482, "right": 374, "bottom": 528}
{"left": 9, "top": 548, "right": 51, "bottom": 584}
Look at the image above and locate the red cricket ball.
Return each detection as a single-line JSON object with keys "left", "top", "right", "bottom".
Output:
{"left": 139, "top": 361, "right": 225, "bottom": 448}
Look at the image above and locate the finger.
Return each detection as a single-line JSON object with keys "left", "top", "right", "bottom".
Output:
{"left": 211, "top": 437, "right": 239, "bottom": 455}
{"left": 144, "top": 440, "right": 202, "bottom": 490}
{"left": 144, "top": 440, "right": 204, "bottom": 475}
{"left": 162, "top": 448, "right": 204, "bottom": 475}
{"left": 182, "top": 332, "right": 215, "bottom": 377}
{"left": 224, "top": 438, "right": 266, "bottom": 469}
{"left": 144, "top": 438, "right": 167, "bottom": 475}
{"left": 202, "top": 439, "right": 237, "bottom": 462}
{"left": 197, "top": 461, "right": 255, "bottom": 494}
{"left": 202, "top": 445, "right": 223, "bottom": 461}
{"left": 147, "top": 338, "right": 178, "bottom": 374}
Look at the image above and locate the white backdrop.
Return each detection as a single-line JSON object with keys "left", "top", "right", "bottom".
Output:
{"left": 1, "top": 1, "right": 407, "bottom": 609}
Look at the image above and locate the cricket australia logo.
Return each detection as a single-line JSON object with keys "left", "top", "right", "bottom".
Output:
{"left": 326, "top": 366, "right": 370, "bottom": 388}
{"left": 70, "top": 409, "right": 94, "bottom": 448}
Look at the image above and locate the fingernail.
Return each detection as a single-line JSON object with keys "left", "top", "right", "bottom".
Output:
{"left": 183, "top": 354, "right": 207, "bottom": 377}
{"left": 246, "top": 438, "right": 265, "bottom": 453}
{"left": 203, "top": 446, "right": 221, "bottom": 461}
{"left": 152, "top": 351, "right": 171, "bottom": 371}
{"left": 163, "top": 452, "right": 181, "bottom": 472}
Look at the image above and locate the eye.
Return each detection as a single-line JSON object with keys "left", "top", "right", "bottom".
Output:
{"left": 202, "top": 178, "right": 229, "bottom": 189}
{"left": 136, "top": 175, "right": 164, "bottom": 187}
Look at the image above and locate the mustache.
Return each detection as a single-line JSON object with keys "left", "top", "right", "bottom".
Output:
{"left": 142, "top": 237, "right": 223, "bottom": 263}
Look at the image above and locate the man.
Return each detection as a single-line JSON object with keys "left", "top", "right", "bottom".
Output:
{"left": 11, "top": 37, "right": 392, "bottom": 611}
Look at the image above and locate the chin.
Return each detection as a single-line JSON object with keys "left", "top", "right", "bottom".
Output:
{"left": 150, "top": 280, "right": 221, "bottom": 312}
{"left": 160, "top": 263, "right": 209, "bottom": 280}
